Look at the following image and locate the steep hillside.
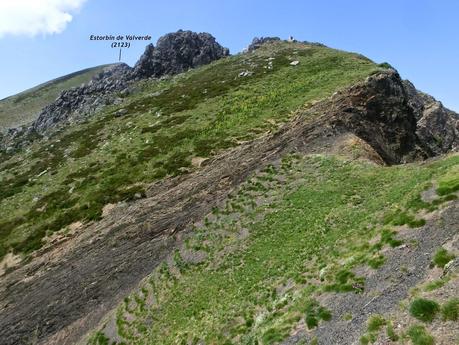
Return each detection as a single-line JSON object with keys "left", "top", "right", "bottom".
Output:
{"left": 0, "top": 33, "right": 457, "bottom": 345}
{"left": 0, "top": 64, "right": 113, "bottom": 130}
{"left": 0, "top": 41, "right": 381, "bottom": 261}
{"left": 88, "top": 153, "right": 458, "bottom": 345}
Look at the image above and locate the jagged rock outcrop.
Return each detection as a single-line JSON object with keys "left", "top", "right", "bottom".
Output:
{"left": 132, "top": 30, "right": 229, "bottom": 79}
{"left": 403, "top": 80, "right": 458, "bottom": 155}
{"left": 327, "top": 70, "right": 458, "bottom": 163}
{"left": 32, "top": 63, "right": 132, "bottom": 133}
{"left": 32, "top": 31, "right": 229, "bottom": 134}
{"left": 32, "top": 30, "right": 229, "bottom": 134}
{"left": 246, "top": 36, "right": 281, "bottom": 52}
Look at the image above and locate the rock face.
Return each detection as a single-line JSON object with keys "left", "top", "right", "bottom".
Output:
{"left": 404, "top": 80, "right": 459, "bottom": 156}
{"left": 132, "top": 30, "right": 229, "bottom": 78}
{"left": 327, "top": 70, "right": 458, "bottom": 163}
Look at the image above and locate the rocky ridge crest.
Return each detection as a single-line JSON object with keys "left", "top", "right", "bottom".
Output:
{"left": 1, "top": 34, "right": 458, "bottom": 163}
{"left": 0, "top": 30, "right": 229, "bottom": 149}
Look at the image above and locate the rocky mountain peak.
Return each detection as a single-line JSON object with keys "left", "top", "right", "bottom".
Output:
{"left": 2, "top": 31, "right": 229, "bottom": 141}
{"left": 132, "top": 30, "right": 230, "bottom": 79}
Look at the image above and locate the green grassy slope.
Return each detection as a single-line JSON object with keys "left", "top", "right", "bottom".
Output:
{"left": 89, "top": 153, "right": 458, "bottom": 345}
{"left": 0, "top": 42, "right": 385, "bottom": 260}
{"left": 0, "top": 64, "right": 113, "bottom": 130}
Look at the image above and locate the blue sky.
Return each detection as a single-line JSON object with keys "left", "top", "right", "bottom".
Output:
{"left": 0, "top": 0, "right": 457, "bottom": 111}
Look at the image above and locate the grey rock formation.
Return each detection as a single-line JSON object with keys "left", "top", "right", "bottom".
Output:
{"left": 32, "top": 63, "right": 132, "bottom": 133}
{"left": 246, "top": 36, "right": 281, "bottom": 52}
{"left": 132, "top": 30, "right": 229, "bottom": 79}
{"left": 246, "top": 36, "right": 325, "bottom": 52}
{"left": 404, "top": 80, "right": 458, "bottom": 155}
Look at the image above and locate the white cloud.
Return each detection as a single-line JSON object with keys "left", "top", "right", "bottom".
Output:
{"left": 0, "top": 0, "right": 87, "bottom": 37}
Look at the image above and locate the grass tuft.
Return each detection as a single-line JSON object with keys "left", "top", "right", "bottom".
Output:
{"left": 367, "top": 314, "right": 386, "bottom": 333}
{"left": 407, "top": 325, "right": 434, "bottom": 345}
{"left": 441, "top": 298, "right": 459, "bottom": 321}
{"left": 409, "top": 298, "right": 440, "bottom": 323}
{"left": 432, "top": 248, "right": 455, "bottom": 268}
{"left": 383, "top": 210, "right": 426, "bottom": 228}
{"left": 304, "top": 300, "right": 332, "bottom": 329}
{"left": 437, "top": 171, "right": 459, "bottom": 196}
{"left": 386, "top": 321, "right": 399, "bottom": 341}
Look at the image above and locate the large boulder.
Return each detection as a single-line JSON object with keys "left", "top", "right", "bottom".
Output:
{"left": 132, "top": 30, "right": 230, "bottom": 79}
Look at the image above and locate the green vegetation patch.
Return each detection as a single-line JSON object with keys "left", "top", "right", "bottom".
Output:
{"left": 441, "top": 298, "right": 459, "bottom": 321}
{"left": 88, "top": 154, "right": 459, "bottom": 344}
{"left": 436, "top": 168, "right": 459, "bottom": 196}
{"left": 386, "top": 321, "right": 399, "bottom": 342}
{"left": 360, "top": 314, "right": 388, "bottom": 344}
{"left": 432, "top": 247, "right": 456, "bottom": 268}
{"left": 407, "top": 325, "right": 435, "bottom": 345}
{"left": 409, "top": 298, "right": 440, "bottom": 323}
{"left": 383, "top": 209, "right": 426, "bottom": 228}
{"left": 367, "top": 314, "right": 386, "bottom": 333}
{"left": 304, "top": 300, "right": 332, "bottom": 329}
{"left": 423, "top": 276, "right": 450, "bottom": 292}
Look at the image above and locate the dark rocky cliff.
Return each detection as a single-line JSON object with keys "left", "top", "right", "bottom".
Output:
{"left": 326, "top": 70, "right": 458, "bottom": 164}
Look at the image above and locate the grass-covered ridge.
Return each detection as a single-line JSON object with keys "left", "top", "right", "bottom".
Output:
{"left": 0, "top": 64, "right": 113, "bottom": 131}
{"left": 0, "top": 42, "right": 383, "bottom": 261}
{"left": 89, "top": 153, "right": 458, "bottom": 345}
